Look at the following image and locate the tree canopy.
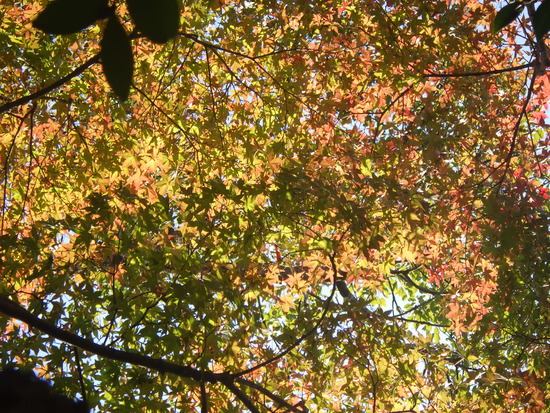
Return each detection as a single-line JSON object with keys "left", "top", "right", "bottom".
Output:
{"left": 0, "top": 0, "right": 549, "bottom": 411}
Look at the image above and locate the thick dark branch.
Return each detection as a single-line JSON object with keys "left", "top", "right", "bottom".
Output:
{"left": 0, "top": 296, "right": 282, "bottom": 411}
{"left": 0, "top": 55, "right": 100, "bottom": 115}
{"left": 423, "top": 63, "right": 533, "bottom": 78}
{"left": 200, "top": 382, "right": 209, "bottom": 413}
{"left": 0, "top": 295, "right": 226, "bottom": 384}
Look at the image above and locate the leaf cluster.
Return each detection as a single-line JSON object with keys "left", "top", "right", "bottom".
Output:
{"left": 0, "top": 0, "right": 549, "bottom": 411}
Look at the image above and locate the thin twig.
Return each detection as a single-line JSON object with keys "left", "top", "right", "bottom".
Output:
{"left": 373, "top": 85, "right": 415, "bottom": 141}
{"left": 1, "top": 112, "right": 29, "bottom": 232}
{"left": 495, "top": 70, "right": 538, "bottom": 190}
{"left": 204, "top": 47, "right": 224, "bottom": 145}
{"left": 391, "top": 267, "right": 448, "bottom": 296}
{"left": 390, "top": 316, "right": 450, "bottom": 328}
{"left": 181, "top": 33, "right": 298, "bottom": 60}
{"left": 423, "top": 63, "right": 533, "bottom": 78}
{"left": 235, "top": 253, "right": 339, "bottom": 377}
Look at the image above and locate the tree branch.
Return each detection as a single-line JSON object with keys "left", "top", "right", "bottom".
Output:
{"left": 1, "top": 294, "right": 322, "bottom": 411}
{"left": 0, "top": 295, "right": 226, "bottom": 383}
{"left": 423, "top": 63, "right": 533, "bottom": 78}
{"left": 495, "top": 69, "right": 537, "bottom": 190}
{"left": 222, "top": 380, "right": 261, "bottom": 413}
{"left": 237, "top": 378, "right": 308, "bottom": 413}
{"left": 235, "top": 254, "right": 339, "bottom": 377}
{"left": 0, "top": 55, "right": 100, "bottom": 115}
{"left": 73, "top": 346, "right": 87, "bottom": 405}
{"left": 181, "top": 32, "right": 298, "bottom": 60}
{"left": 200, "top": 382, "right": 209, "bottom": 413}
{"left": 391, "top": 266, "right": 447, "bottom": 296}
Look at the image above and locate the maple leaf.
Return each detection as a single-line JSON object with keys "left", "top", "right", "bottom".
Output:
{"left": 0, "top": 0, "right": 548, "bottom": 412}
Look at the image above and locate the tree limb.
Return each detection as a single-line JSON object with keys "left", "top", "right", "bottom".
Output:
{"left": 0, "top": 295, "right": 314, "bottom": 412}
{"left": 0, "top": 55, "right": 100, "bottom": 115}
{"left": 222, "top": 380, "right": 261, "bottom": 413}
{"left": 0, "top": 295, "right": 221, "bottom": 382}
{"left": 200, "top": 382, "right": 209, "bottom": 413}
{"left": 237, "top": 378, "right": 308, "bottom": 413}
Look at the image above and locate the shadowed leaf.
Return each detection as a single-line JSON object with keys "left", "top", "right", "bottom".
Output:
{"left": 493, "top": 2, "right": 523, "bottom": 34}
{"left": 100, "top": 16, "right": 134, "bottom": 101}
{"left": 33, "top": 0, "right": 110, "bottom": 35}
{"left": 126, "top": 0, "right": 181, "bottom": 44}
{"left": 533, "top": 0, "right": 550, "bottom": 41}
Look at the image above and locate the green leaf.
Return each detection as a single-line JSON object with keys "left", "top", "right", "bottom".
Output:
{"left": 33, "top": 0, "right": 110, "bottom": 35}
{"left": 100, "top": 16, "right": 134, "bottom": 101}
{"left": 533, "top": 0, "right": 550, "bottom": 41}
{"left": 492, "top": 2, "right": 524, "bottom": 34}
{"left": 126, "top": 0, "right": 181, "bottom": 44}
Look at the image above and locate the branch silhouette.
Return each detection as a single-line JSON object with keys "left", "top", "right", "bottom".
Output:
{"left": 0, "top": 55, "right": 100, "bottom": 115}
{"left": 0, "top": 295, "right": 287, "bottom": 411}
{"left": 0, "top": 293, "right": 318, "bottom": 411}
{"left": 423, "top": 63, "right": 533, "bottom": 78}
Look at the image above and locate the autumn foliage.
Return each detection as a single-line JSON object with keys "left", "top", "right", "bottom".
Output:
{"left": 0, "top": 0, "right": 549, "bottom": 411}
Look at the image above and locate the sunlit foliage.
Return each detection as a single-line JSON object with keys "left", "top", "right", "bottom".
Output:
{"left": 0, "top": 0, "right": 548, "bottom": 411}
